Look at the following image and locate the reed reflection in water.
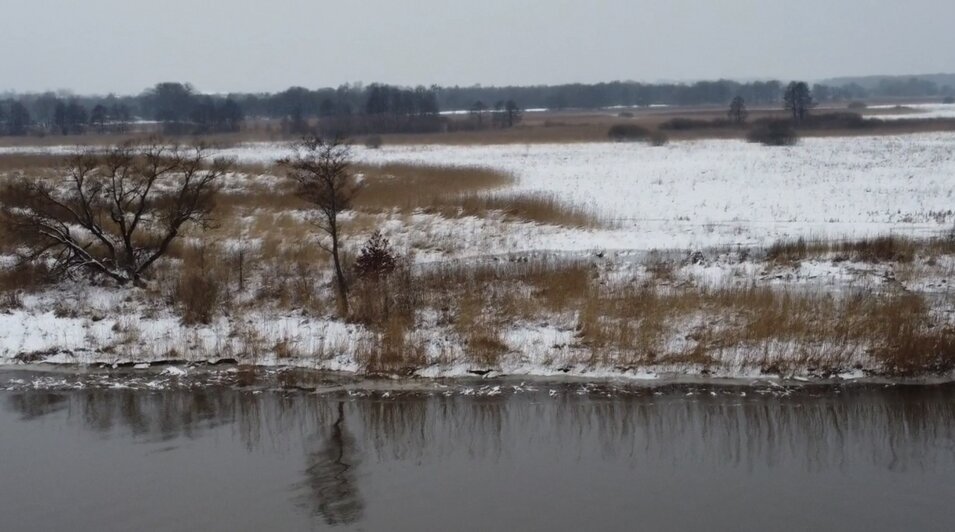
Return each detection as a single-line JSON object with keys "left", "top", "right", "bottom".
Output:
{"left": 2, "top": 384, "right": 954, "bottom": 531}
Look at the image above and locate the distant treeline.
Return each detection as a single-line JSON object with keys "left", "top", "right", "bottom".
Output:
{"left": 1, "top": 76, "right": 953, "bottom": 137}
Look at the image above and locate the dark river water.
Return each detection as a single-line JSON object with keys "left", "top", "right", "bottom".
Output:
{"left": 1, "top": 370, "right": 954, "bottom": 531}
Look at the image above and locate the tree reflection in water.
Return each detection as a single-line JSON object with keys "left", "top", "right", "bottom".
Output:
{"left": 298, "top": 401, "right": 364, "bottom": 525}
{"left": 3, "top": 383, "right": 955, "bottom": 526}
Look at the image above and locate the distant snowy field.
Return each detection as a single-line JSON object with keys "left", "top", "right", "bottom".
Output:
{"left": 4, "top": 133, "right": 955, "bottom": 252}
{"left": 216, "top": 133, "right": 955, "bottom": 251}
{"left": 868, "top": 103, "right": 955, "bottom": 121}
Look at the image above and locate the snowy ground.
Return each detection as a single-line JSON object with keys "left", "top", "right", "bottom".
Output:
{"left": 6, "top": 132, "right": 955, "bottom": 252}
{"left": 867, "top": 103, "right": 955, "bottom": 121}
{"left": 215, "top": 133, "right": 955, "bottom": 252}
{"left": 2, "top": 134, "right": 955, "bottom": 380}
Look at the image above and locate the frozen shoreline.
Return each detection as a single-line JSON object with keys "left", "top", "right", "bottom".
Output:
{"left": 3, "top": 362, "right": 953, "bottom": 393}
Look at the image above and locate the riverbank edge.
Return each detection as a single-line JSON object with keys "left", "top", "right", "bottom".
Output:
{"left": 3, "top": 360, "right": 954, "bottom": 389}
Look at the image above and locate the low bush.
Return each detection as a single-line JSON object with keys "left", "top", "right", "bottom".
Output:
{"left": 364, "top": 135, "right": 383, "bottom": 149}
{"left": 177, "top": 270, "right": 222, "bottom": 325}
{"left": 0, "top": 262, "right": 52, "bottom": 298}
{"left": 766, "top": 237, "right": 808, "bottom": 262}
{"left": 354, "top": 231, "right": 398, "bottom": 280}
{"left": 659, "top": 117, "right": 732, "bottom": 131}
{"left": 841, "top": 236, "right": 917, "bottom": 263}
{"left": 847, "top": 101, "right": 867, "bottom": 110}
{"left": 799, "top": 112, "right": 867, "bottom": 129}
{"left": 174, "top": 247, "right": 224, "bottom": 325}
{"left": 766, "top": 235, "right": 919, "bottom": 263}
{"left": 747, "top": 120, "right": 797, "bottom": 146}
{"left": 608, "top": 123, "right": 651, "bottom": 142}
{"left": 649, "top": 130, "right": 669, "bottom": 146}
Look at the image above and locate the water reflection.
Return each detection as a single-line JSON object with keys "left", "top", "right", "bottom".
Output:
{"left": 5, "top": 386, "right": 955, "bottom": 470}
{"left": 4, "top": 384, "right": 955, "bottom": 527}
{"left": 299, "top": 401, "right": 364, "bottom": 525}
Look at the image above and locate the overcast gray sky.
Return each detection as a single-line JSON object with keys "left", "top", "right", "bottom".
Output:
{"left": 4, "top": 0, "right": 954, "bottom": 95}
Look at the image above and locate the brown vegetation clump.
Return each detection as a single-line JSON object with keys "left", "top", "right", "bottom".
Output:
{"left": 747, "top": 119, "right": 798, "bottom": 146}
{"left": 648, "top": 130, "right": 670, "bottom": 147}
{"left": 173, "top": 246, "right": 223, "bottom": 325}
{"left": 0, "top": 154, "right": 73, "bottom": 174}
{"left": 454, "top": 191, "right": 602, "bottom": 228}
{"left": 355, "top": 163, "right": 601, "bottom": 228}
{"left": 358, "top": 252, "right": 955, "bottom": 374}
{"left": 608, "top": 123, "right": 651, "bottom": 142}
{"left": 659, "top": 118, "right": 732, "bottom": 131}
{"left": 766, "top": 235, "right": 930, "bottom": 264}
{"left": 0, "top": 262, "right": 52, "bottom": 310}
{"left": 354, "top": 163, "right": 513, "bottom": 211}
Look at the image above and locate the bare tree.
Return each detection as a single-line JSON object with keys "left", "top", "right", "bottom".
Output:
{"left": 784, "top": 82, "right": 815, "bottom": 122}
{"left": 469, "top": 100, "right": 487, "bottom": 128}
{"left": 0, "top": 140, "right": 230, "bottom": 286}
{"left": 727, "top": 96, "right": 748, "bottom": 125}
{"left": 504, "top": 100, "right": 522, "bottom": 128}
{"left": 278, "top": 136, "right": 362, "bottom": 315}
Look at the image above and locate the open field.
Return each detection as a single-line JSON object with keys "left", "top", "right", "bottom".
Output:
{"left": 214, "top": 133, "right": 955, "bottom": 252}
{"left": 1, "top": 132, "right": 954, "bottom": 380}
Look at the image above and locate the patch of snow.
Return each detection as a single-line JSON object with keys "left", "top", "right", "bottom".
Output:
{"left": 161, "top": 366, "right": 188, "bottom": 377}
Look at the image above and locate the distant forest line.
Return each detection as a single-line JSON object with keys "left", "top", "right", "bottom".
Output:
{"left": 1, "top": 74, "right": 953, "bottom": 137}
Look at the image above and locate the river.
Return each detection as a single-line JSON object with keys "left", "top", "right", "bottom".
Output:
{"left": 1, "top": 370, "right": 953, "bottom": 531}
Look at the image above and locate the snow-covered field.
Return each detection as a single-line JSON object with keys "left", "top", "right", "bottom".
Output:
{"left": 216, "top": 133, "right": 955, "bottom": 252}
{"left": 868, "top": 103, "right": 955, "bottom": 121}
{"left": 2, "top": 134, "right": 955, "bottom": 381}
{"left": 6, "top": 132, "right": 954, "bottom": 252}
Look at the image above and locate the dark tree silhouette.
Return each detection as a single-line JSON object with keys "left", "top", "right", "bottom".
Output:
{"left": 354, "top": 230, "right": 398, "bottom": 280}
{"left": 727, "top": 96, "right": 748, "bottom": 125}
{"left": 90, "top": 104, "right": 108, "bottom": 132}
{"left": 148, "top": 82, "right": 195, "bottom": 124}
{"left": 7, "top": 102, "right": 31, "bottom": 135}
{"left": 784, "top": 82, "right": 815, "bottom": 122}
{"left": 504, "top": 100, "right": 522, "bottom": 127}
{"left": 469, "top": 100, "right": 488, "bottom": 127}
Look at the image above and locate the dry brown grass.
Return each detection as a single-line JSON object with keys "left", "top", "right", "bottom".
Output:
{"left": 454, "top": 192, "right": 601, "bottom": 228}
{"left": 0, "top": 154, "right": 74, "bottom": 173}
{"left": 168, "top": 245, "right": 226, "bottom": 325}
{"left": 342, "top": 254, "right": 955, "bottom": 374}
{"left": 354, "top": 163, "right": 601, "bottom": 228}
{"left": 354, "top": 163, "right": 513, "bottom": 210}
{"left": 219, "top": 162, "right": 599, "bottom": 229}
{"left": 0, "top": 263, "right": 52, "bottom": 310}
{"left": 766, "top": 235, "right": 955, "bottom": 264}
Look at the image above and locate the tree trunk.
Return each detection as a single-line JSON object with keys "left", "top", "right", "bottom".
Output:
{"left": 331, "top": 230, "right": 349, "bottom": 315}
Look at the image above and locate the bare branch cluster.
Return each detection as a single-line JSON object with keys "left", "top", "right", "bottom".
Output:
{"left": 0, "top": 139, "right": 232, "bottom": 286}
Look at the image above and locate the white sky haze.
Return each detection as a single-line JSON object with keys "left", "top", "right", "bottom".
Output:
{"left": 3, "top": 0, "right": 954, "bottom": 94}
